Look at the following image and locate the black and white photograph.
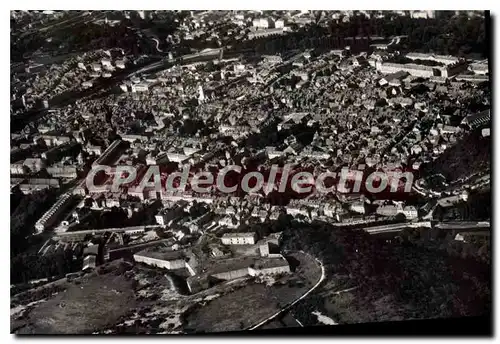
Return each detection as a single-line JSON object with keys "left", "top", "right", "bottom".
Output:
{"left": 9, "top": 7, "right": 492, "bottom": 336}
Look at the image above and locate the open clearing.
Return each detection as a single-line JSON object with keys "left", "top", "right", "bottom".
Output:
{"left": 12, "top": 251, "right": 322, "bottom": 334}
{"left": 12, "top": 263, "right": 137, "bottom": 334}
{"left": 184, "top": 251, "right": 321, "bottom": 333}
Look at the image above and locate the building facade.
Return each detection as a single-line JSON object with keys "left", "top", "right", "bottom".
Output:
{"left": 221, "top": 232, "right": 257, "bottom": 245}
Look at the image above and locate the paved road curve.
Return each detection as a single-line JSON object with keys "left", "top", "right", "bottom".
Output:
{"left": 247, "top": 251, "right": 325, "bottom": 331}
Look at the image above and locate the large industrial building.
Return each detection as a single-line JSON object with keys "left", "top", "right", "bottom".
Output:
{"left": 35, "top": 193, "right": 74, "bottom": 232}
{"left": 92, "top": 139, "right": 125, "bottom": 167}
{"left": 376, "top": 59, "right": 468, "bottom": 78}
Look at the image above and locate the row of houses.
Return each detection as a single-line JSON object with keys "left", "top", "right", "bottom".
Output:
{"left": 375, "top": 60, "right": 468, "bottom": 78}
{"left": 35, "top": 193, "right": 74, "bottom": 232}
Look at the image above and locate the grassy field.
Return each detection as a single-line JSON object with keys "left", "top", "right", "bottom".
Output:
{"left": 183, "top": 251, "right": 322, "bottom": 333}
{"left": 184, "top": 282, "right": 281, "bottom": 333}
{"left": 11, "top": 251, "right": 323, "bottom": 334}
{"left": 12, "top": 261, "right": 138, "bottom": 334}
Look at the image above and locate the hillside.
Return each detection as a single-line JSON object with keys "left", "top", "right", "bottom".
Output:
{"left": 280, "top": 220, "right": 491, "bottom": 325}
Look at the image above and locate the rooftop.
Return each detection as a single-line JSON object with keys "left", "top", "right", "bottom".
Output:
{"left": 206, "top": 255, "right": 288, "bottom": 275}
{"left": 222, "top": 232, "right": 256, "bottom": 238}
{"left": 134, "top": 246, "right": 186, "bottom": 261}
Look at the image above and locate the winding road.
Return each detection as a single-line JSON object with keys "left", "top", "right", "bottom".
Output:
{"left": 151, "top": 38, "right": 163, "bottom": 53}
{"left": 247, "top": 251, "right": 325, "bottom": 331}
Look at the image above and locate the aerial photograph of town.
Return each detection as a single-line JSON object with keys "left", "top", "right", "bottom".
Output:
{"left": 10, "top": 9, "right": 491, "bottom": 335}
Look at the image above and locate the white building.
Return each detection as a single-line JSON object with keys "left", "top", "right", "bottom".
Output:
{"left": 350, "top": 202, "right": 365, "bottom": 214}
{"left": 233, "top": 64, "right": 245, "bottom": 73}
{"left": 82, "top": 80, "right": 93, "bottom": 88}
{"left": 115, "top": 60, "right": 126, "bottom": 69}
{"left": 376, "top": 62, "right": 436, "bottom": 78}
{"left": 131, "top": 83, "right": 149, "bottom": 93}
{"left": 137, "top": 10, "right": 145, "bottom": 19}
{"left": 82, "top": 255, "right": 97, "bottom": 271}
{"left": 274, "top": 19, "right": 285, "bottom": 28}
{"left": 454, "top": 233, "right": 465, "bottom": 242}
{"left": 252, "top": 18, "right": 269, "bottom": 28}
{"left": 46, "top": 166, "right": 78, "bottom": 179}
{"left": 221, "top": 232, "right": 257, "bottom": 245}
{"left": 134, "top": 249, "right": 189, "bottom": 271}
{"left": 101, "top": 59, "right": 112, "bottom": 67}
{"left": 155, "top": 206, "right": 185, "bottom": 226}
{"left": 469, "top": 62, "right": 489, "bottom": 75}
{"left": 197, "top": 85, "right": 205, "bottom": 103}
{"left": 376, "top": 205, "right": 399, "bottom": 217}
{"left": 23, "top": 158, "right": 45, "bottom": 173}
{"left": 166, "top": 152, "right": 188, "bottom": 163}
{"left": 10, "top": 161, "right": 27, "bottom": 175}
{"left": 402, "top": 206, "right": 418, "bottom": 220}
{"left": 410, "top": 10, "right": 435, "bottom": 19}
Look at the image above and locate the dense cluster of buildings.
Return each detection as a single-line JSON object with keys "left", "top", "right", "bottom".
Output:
{"left": 131, "top": 229, "right": 289, "bottom": 294}
{"left": 11, "top": 11, "right": 490, "bottom": 296}
{"left": 12, "top": 38, "right": 490, "bottom": 239}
